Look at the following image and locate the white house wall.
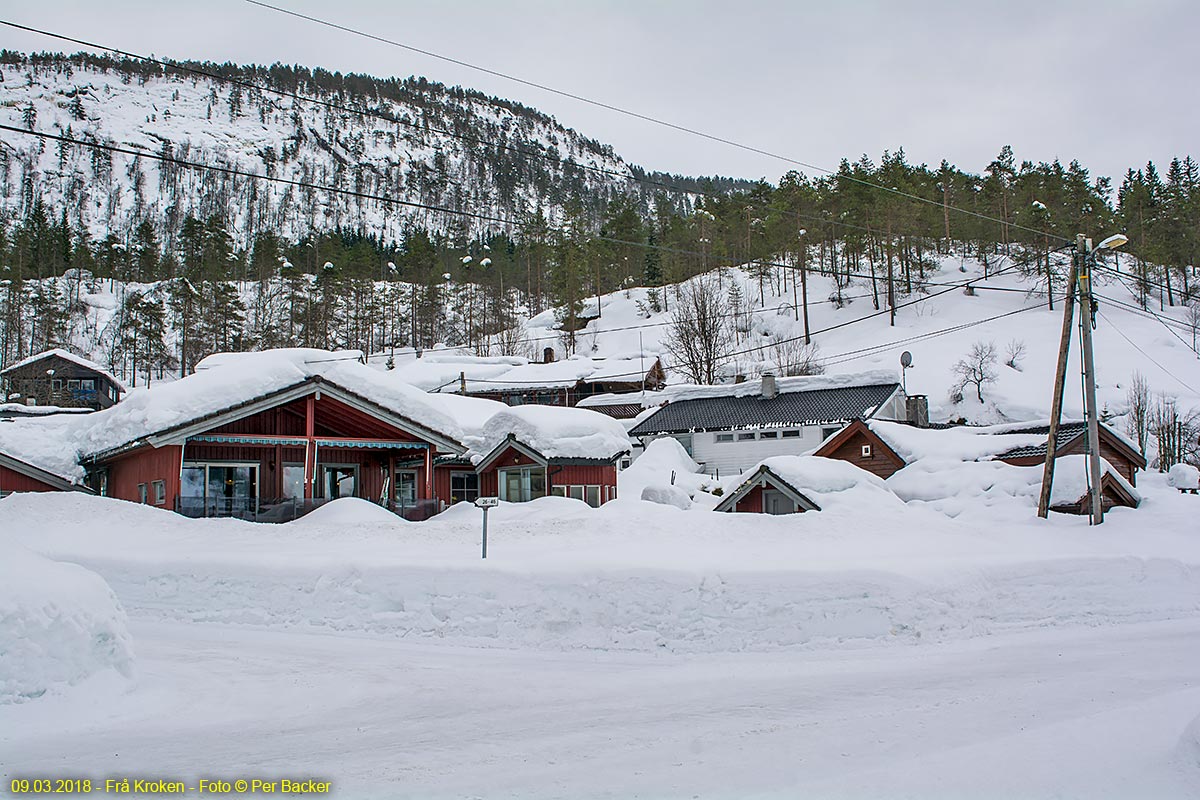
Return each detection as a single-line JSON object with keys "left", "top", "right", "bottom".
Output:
{"left": 663, "top": 424, "right": 838, "bottom": 478}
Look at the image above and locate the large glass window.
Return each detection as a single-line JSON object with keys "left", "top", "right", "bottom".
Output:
{"left": 181, "top": 462, "right": 258, "bottom": 517}
{"left": 498, "top": 467, "right": 546, "bottom": 502}
{"left": 449, "top": 471, "right": 479, "bottom": 504}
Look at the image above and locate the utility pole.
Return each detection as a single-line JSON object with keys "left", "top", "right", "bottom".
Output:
{"left": 1077, "top": 234, "right": 1104, "bottom": 525}
{"left": 1037, "top": 246, "right": 1079, "bottom": 518}
{"left": 799, "top": 229, "right": 810, "bottom": 344}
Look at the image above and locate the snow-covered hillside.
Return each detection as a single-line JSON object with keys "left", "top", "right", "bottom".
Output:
{"left": 0, "top": 52, "right": 672, "bottom": 244}
{"left": 384, "top": 253, "right": 1200, "bottom": 430}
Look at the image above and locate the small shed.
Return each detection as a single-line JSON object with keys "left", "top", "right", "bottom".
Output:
{"left": 811, "top": 419, "right": 907, "bottom": 479}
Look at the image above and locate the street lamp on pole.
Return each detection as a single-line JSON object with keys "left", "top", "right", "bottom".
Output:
{"left": 1077, "top": 232, "right": 1128, "bottom": 525}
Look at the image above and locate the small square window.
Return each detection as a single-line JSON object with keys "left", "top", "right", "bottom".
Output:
{"left": 568, "top": 485, "right": 585, "bottom": 501}
{"left": 760, "top": 431, "right": 779, "bottom": 439}
{"left": 81, "top": 379, "right": 95, "bottom": 391}
{"left": 67, "top": 379, "right": 80, "bottom": 390}
{"left": 51, "top": 379, "right": 63, "bottom": 390}
{"left": 550, "top": 486, "right": 567, "bottom": 497}
{"left": 715, "top": 433, "right": 734, "bottom": 443}
{"left": 782, "top": 430, "right": 801, "bottom": 439}
{"left": 152, "top": 480, "right": 166, "bottom": 505}
{"left": 737, "top": 432, "right": 756, "bottom": 441}
{"left": 861, "top": 444, "right": 873, "bottom": 458}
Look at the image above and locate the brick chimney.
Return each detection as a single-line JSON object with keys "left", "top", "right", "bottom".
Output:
{"left": 543, "top": 346, "right": 556, "bottom": 364}
{"left": 760, "top": 371, "right": 778, "bottom": 400}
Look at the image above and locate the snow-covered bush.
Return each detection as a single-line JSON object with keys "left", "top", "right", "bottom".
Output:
{"left": 1168, "top": 463, "right": 1200, "bottom": 491}
{"left": 640, "top": 484, "right": 692, "bottom": 510}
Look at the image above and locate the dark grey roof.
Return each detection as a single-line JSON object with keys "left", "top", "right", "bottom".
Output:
{"left": 630, "top": 383, "right": 901, "bottom": 436}
{"left": 997, "top": 423, "right": 1088, "bottom": 459}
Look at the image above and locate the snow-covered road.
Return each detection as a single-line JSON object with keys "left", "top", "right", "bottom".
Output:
{"left": 6, "top": 619, "right": 1200, "bottom": 799}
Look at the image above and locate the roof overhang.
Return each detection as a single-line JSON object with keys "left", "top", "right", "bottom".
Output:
{"left": 88, "top": 376, "right": 465, "bottom": 462}
{"left": 0, "top": 451, "right": 90, "bottom": 493}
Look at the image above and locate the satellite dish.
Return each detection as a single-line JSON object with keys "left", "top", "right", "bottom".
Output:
{"left": 900, "top": 351, "right": 913, "bottom": 368}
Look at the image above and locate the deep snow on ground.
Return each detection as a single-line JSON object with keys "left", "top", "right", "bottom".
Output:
{"left": 0, "top": 538, "right": 133, "bottom": 704}
{"left": 1, "top": 473, "right": 1199, "bottom": 796}
{"left": 3, "top": 619, "right": 1200, "bottom": 799}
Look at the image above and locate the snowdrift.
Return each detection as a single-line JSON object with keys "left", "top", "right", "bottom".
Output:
{"left": 0, "top": 536, "right": 133, "bottom": 703}
{"left": 6, "top": 490, "right": 1200, "bottom": 655}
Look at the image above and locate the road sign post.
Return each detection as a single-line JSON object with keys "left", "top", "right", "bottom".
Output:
{"left": 475, "top": 496, "right": 499, "bottom": 558}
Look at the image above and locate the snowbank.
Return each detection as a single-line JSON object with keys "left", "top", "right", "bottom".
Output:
{"left": 5, "top": 487, "right": 1200, "bottom": 656}
{"left": 1169, "top": 464, "right": 1200, "bottom": 491}
{"left": 618, "top": 437, "right": 709, "bottom": 499}
{"left": 640, "top": 484, "right": 692, "bottom": 510}
{"left": 288, "top": 497, "right": 409, "bottom": 528}
{"left": 0, "top": 415, "right": 90, "bottom": 483}
{"left": 0, "top": 537, "right": 133, "bottom": 703}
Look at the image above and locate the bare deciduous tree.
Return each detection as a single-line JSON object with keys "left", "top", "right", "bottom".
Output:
{"left": 952, "top": 340, "right": 999, "bottom": 403}
{"left": 769, "top": 336, "right": 824, "bottom": 377}
{"left": 664, "top": 274, "right": 732, "bottom": 385}
{"left": 1151, "top": 394, "right": 1200, "bottom": 471}
{"left": 1004, "top": 338, "right": 1026, "bottom": 370}
{"left": 1124, "top": 371, "right": 1151, "bottom": 456}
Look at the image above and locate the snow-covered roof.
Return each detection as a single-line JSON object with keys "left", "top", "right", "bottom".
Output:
{"left": 472, "top": 405, "right": 631, "bottom": 464}
{"left": 195, "top": 348, "right": 364, "bottom": 370}
{"left": 656, "top": 370, "right": 901, "bottom": 404}
{"left": 462, "top": 359, "right": 599, "bottom": 392}
{"left": 0, "top": 348, "right": 126, "bottom": 390}
{"left": 75, "top": 349, "right": 466, "bottom": 458}
{"left": 0, "top": 403, "right": 93, "bottom": 416}
{"left": 631, "top": 375, "right": 902, "bottom": 436}
{"left": 582, "top": 356, "right": 660, "bottom": 383}
{"left": 577, "top": 391, "right": 655, "bottom": 408}
{"left": 0, "top": 416, "right": 90, "bottom": 483}
{"left": 718, "top": 455, "right": 905, "bottom": 513}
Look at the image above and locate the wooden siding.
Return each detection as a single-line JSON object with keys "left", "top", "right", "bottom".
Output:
{"left": 2, "top": 353, "right": 121, "bottom": 410}
{"left": 106, "top": 445, "right": 182, "bottom": 508}
{"left": 820, "top": 427, "right": 905, "bottom": 479}
{"left": 1000, "top": 430, "right": 1142, "bottom": 487}
{"left": 733, "top": 484, "right": 765, "bottom": 513}
{"left": 0, "top": 463, "right": 61, "bottom": 493}
{"left": 549, "top": 464, "right": 618, "bottom": 497}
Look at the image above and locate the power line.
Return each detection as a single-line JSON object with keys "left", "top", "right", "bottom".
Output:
{"left": 1097, "top": 310, "right": 1200, "bottom": 395}
{"left": 6, "top": 17, "right": 1008, "bottom": 252}
{"left": 244, "top": 0, "right": 1069, "bottom": 244}
{"left": 1, "top": 124, "right": 1041, "bottom": 383}
{"left": 2, "top": 123, "right": 1036, "bottom": 303}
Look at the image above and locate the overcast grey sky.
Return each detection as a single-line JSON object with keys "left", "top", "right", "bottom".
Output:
{"left": 4, "top": 0, "right": 1196, "bottom": 186}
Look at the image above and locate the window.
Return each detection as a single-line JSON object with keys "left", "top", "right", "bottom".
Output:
{"left": 715, "top": 433, "right": 734, "bottom": 443}
{"left": 449, "top": 471, "right": 479, "bottom": 504}
{"left": 180, "top": 462, "right": 259, "bottom": 517}
{"left": 550, "top": 486, "right": 567, "bottom": 497}
{"left": 782, "top": 430, "right": 801, "bottom": 439}
{"left": 138, "top": 483, "right": 148, "bottom": 504}
{"left": 760, "top": 431, "right": 779, "bottom": 439}
{"left": 619, "top": 458, "right": 632, "bottom": 470}
{"left": 282, "top": 464, "right": 305, "bottom": 500}
{"left": 671, "top": 434, "right": 694, "bottom": 456}
{"left": 51, "top": 379, "right": 63, "bottom": 391}
{"left": 152, "top": 480, "right": 166, "bottom": 505}
{"left": 81, "top": 379, "right": 95, "bottom": 391}
{"left": 737, "top": 432, "right": 756, "bottom": 441}
{"left": 821, "top": 426, "right": 841, "bottom": 441}
{"left": 567, "top": 485, "right": 585, "bottom": 501}
{"left": 498, "top": 467, "right": 546, "bottom": 502}
{"left": 861, "top": 444, "right": 873, "bottom": 458}
{"left": 394, "top": 469, "right": 419, "bottom": 508}
{"left": 322, "top": 465, "right": 358, "bottom": 499}
{"left": 585, "top": 486, "right": 601, "bottom": 508}
{"left": 67, "top": 379, "right": 80, "bottom": 390}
